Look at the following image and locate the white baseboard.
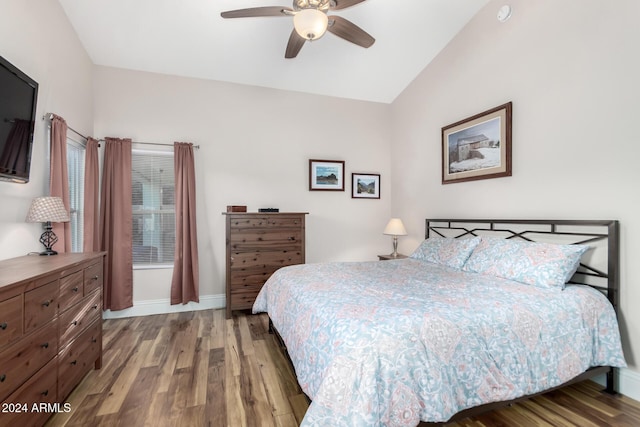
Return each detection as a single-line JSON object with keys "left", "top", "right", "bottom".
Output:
{"left": 591, "top": 367, "right": 640, "bottom": 401}
{"left": 102, "top": 293, "right": 226, "bottom": 319}
{"left": 619, "top": 367, "right": 640, "bottom": 401}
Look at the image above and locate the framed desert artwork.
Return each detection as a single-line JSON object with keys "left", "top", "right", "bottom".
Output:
{"left": 352, "top": 173, "right": 380, "bottom": 199}
{"left": 309, "top": 159, "right": 345, "bottom": 191}
{"left": 442, "top": 102, "right": 512, "bottom": 184}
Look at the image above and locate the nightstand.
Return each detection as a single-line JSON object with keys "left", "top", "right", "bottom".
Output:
{"left": 378, "top": 254, "right": 408, "bottom": 261}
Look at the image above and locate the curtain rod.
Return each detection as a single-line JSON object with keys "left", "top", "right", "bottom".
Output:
{"left": 43, "top": 113, "right": 199, "bottom": 149}
{"left": 43, "top": 113, "right": 91, "bottom": 142}
{"left": 98, "top": 139, "right": 200, "bottom": 149}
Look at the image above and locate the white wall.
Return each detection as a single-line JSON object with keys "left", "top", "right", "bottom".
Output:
{"left": 391, "top": 0, "right": 640, "bottom": 385}
{"left": 92, "top": 66, "right": 392, "bottom": 311}
{"left": 0, "top": 0, "right": 93, "bottom": 260}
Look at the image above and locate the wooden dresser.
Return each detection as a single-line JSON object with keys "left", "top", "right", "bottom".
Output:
{"left": 0, "top": 252, "right": 104, "bottom": 427}
{"left": 224, "top": 212, "right": 307, "bottom": 318}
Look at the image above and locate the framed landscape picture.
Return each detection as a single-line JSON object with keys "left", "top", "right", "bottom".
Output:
{"left": 352, "top": 173, "right": 380, "bottom": 199}
{"left": 442, "top": 102, "right": 512, "bottom": 184}
{"left": 309, "top": 159, "right": 345, "bottom": 191}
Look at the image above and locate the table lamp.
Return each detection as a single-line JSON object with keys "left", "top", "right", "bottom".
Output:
{"left": 25, "top": 196, "right": 70, "bottom": 255}
{"left": 383, "top": 218, "right": 407, "bottom": 258}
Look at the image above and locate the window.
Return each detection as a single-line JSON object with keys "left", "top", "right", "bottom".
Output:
{"left": 132, "top": 149, "right": 175, "bottom": 267}
{"left": 66, "top": 138, "right": 85, "bottom": 253}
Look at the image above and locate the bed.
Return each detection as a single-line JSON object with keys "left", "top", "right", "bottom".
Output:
{"left": 252, "top": 219, "right": 626, "bottom": 426}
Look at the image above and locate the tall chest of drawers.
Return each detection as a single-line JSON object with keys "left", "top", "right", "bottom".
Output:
{"left": 224, "top": 212, "right": 308, "bottom": 318}
{"left": 0, "top": 252, "right": 105, "bottom": 427}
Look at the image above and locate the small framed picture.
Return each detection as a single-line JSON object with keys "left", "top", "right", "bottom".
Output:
{"left": 352, "top": 173, "right": 380, "bottom": 199}
{"left": 442, "top": 102, "right": 512, "bottom": 184}
{"left": 309, "top": 159, "right": 345, "bottom": 191}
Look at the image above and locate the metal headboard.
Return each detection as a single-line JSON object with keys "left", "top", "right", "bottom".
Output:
{"left": 425, "top": 219, "right": 620, "bottom": 314}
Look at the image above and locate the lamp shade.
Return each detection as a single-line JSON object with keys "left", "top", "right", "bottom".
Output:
{"left": 294, "top": 9, "right": 328, "bottom": 40}
{"left": 26, "top": 196, "right": 70, "bottom": 223}
{"left": 383, "top": 218, "right": 407, "bottom": 236}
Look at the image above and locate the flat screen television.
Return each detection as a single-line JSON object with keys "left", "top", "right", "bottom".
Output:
{"left": 0, "top": 55, "right": 38, "bottom": 183}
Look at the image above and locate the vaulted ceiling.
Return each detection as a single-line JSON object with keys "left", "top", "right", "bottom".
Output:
{"left": 59, "top": 0, "right": 491, "bottom": 103}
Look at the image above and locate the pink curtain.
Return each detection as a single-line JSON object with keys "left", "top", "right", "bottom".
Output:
{"left": 49, "top": 115, "right": 71, "bottom": 253}
{"left": 83, "top": 137, "right": 100, "bottom": 252}
{"left": 100, "top": 137, "right": 133, "bottom": 311}
{"left": 0, "top": 119, "right": 30, "bottom": 175}
{"left": 170, "top": 142, "right": 200, "bottom": 305}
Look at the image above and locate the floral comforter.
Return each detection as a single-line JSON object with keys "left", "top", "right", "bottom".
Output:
{"left": 252, "top": 259, "right": 626, "bottom": 426}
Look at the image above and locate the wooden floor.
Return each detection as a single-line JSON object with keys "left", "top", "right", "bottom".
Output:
{"left": 46, "top": 309, "right": 640, "bottom": 427}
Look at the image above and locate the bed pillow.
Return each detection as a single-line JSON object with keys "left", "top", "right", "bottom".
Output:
{"left": 462, "top": 237, "right": 589, "bottom": 289}
{"left": 410, "top": 236, "right": 481, "bottom": 269}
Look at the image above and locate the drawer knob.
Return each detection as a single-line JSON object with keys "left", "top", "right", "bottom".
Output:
{"left": 0, "top": 322, "right": 7, "bottom": 330}
{"left": 92, "top": 338, "right": 98, "bottom": 343}
{"left": 288, "top": 237, "right": 295, "bottom": 241}
{"left": 92, "top": 275, "right": 99, "bottom": 281}
{"left": 71, "top": 360, "right": 77, "bottom": 366}
{"left": 0, "top": 374, "right": 5, "bottom": 382}
{"left": 42, "top": 300, "right": 51, "bottom": 307}
{"left": 92, "top": 305, "right": 99, "bottom": 310}
{"left": 41, "top": 342, "right": 49, "bottom": 349}
{"left": 72, "top": 286, "right": 79, "bottom": 292}
{"left": 72, "top": 321, "right": 78, "bottom": 326}
{"left": 41, "top": 390, "right": 49, "bottom": 397}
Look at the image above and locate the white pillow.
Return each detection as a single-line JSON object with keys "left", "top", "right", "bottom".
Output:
{"left": 410, "top": 237, "right": 481, "bottom": 269}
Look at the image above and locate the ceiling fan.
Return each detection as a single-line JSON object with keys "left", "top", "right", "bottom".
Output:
{"left": 220, "top": 0, "right": 375, "bottom": 58}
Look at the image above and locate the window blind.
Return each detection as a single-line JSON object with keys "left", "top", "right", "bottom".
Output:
{"left": 131, "top": 149, "right": 175, "bottom": 266}
{"left": 66, "top": 138, "right": 85, "bottom": 252}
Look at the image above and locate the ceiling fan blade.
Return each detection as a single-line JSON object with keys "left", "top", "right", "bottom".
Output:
{"left": 329, "top": 0, "right": 367, "bottom": 11}
{"left": 327, "top": 16, "right": 375, "bottom": 48}
{"left": 220, "top": 6, "right": 292, "bottom": 19}
{"left": 285, "top": 29, "right": 306, "bottom": 58}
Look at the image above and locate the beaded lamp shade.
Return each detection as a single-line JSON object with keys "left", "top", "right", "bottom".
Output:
{"left": 26, "top": 196, "right": 70, "bottom": 223}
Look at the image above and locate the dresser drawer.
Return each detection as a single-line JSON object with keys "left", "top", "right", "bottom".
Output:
{"left": 24, "top": 281, "right": 58, "bottom": 334}
{"left": 229, "top": 216, "right": 303, "bottom": 229}
{"left": 1, "top": 356, "right": 58, "bottom": 427}
{"left": 0, "top": 295, "right": 23, "bottom": 349}
{"left": 230, "top": 267, "right": 281, "bottom": 287}
{"left": 266, "top": 216, "right": 304, "bottom": 228}
{"left": 83, "top": 262, "right": 103, "bottom": 296}
{"left": 229, "top": 287, "right": 262, "bottom": 310}
{"left": 59, "top": 270, "right": 84, "bottom": 313}
{"left": 59, "top": 290, "right": 101, "bottom": 349}
{"left": 230, "top": 250, "right": 303, "bottom": 270}
{"left": 58, "top": 318, "right": 101, "bottom": 401}
{"left": 0, "top": 319, "right": 57, "bottom": 402}
{"left": 230, "top": 230, "right": 302, "bottom": 251}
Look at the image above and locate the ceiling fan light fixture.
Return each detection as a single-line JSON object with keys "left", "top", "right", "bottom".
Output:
{"left": 293, "top": 8, "right": 328, "bottom": 40}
